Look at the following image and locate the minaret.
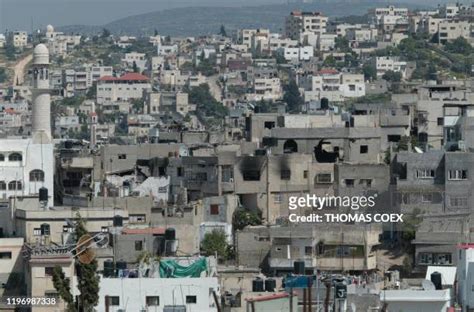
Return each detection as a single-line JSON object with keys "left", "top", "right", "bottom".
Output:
{"left": 31, "top": 44, "right": 52, "bottom": 143}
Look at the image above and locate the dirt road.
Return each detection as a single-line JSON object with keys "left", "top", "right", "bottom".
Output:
{"left": 13, "top": 53, "right": 33, "bottom": 86}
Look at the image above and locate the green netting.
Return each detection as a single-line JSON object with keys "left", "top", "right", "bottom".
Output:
{"left": 159, "top": 257, "right": 208, "bottom": 278}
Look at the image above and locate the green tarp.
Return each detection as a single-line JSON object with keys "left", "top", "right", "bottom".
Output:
{"left": 159, "top": 257, "right": 208, "bottom": 278}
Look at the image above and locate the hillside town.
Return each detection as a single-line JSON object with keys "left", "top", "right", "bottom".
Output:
{"left": 2, "top": 2, "right": 474, "bottom": 311}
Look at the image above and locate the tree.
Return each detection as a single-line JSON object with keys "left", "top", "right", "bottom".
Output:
{"left": 189, "top": 83, "right": 228, "bottom": 119}
{"left": 323, "top": 55, "right": 336, "bottom": 67}
{"left": 232, "top": 209, "right": 262, "bottom": 231}
{"left": 53, "top": 214, "right": 100, "bottom": 312}
{"left": 219, "top": 24, "right": 227, "bottom": 37}
{"left": 335, "top": 36, "right": 351, "bottom": 53}
{"left": 445, "top": 37, "right": 473, "bottom": 55}
{"left": 201, "top": 230, "right": 229, "bottom": 259}
{"left": 101, "top": 28, "right": 111, "bottom": 39}
{"left": 132, "top": 61, "right": 139, "bottom": 73}
{"left": 283, "top": 80, "right": 303, "bottom": 113}
{"left": 0, "top": 68, "right": 7, "bottom": 83}
{"left": 382, "top": 70, "right": 402, "bottom": 82}
{"left": 362, "top": 63, "right": 377, "bottom": 81}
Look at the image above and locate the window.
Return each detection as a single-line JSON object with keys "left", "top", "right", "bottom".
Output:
{"left": 305, "top": 246, "right": 312, "bottom": 256}
{"left": 345, "top": 179, "right": 355, "bottom": 187}
{"left": 135, "top": 240, "right": 143, "bottom": 251}
{"left": 422, "top": 193, "right": 433, "bottom": 203}
{"left": 448, "top": 169, "right": 468, "bottom": 180}
{"left": 416, "top": 169, "right": 435, "bottom": 179}
{"left": 359, "top": 179, "right": 372, "bottom": 187}
{"left": 8, "top": 153, "right": 22, "bottom": 161}
{"left": 0, "top": 154, "right": 4, "bottom": 161}
{"left": 107, "top": 296, "right": 120, "bottom": 306}
{"left": 45, "top": 267, "right": 54, "bottom": 276}
{"left": 450, "top": 196, "right": 468, "bottom": 207}
{"left": 0, "top": 252, "right": 12, "bottom": 259}
{"left": 243, "top": 170, "right": 260, "bottom": 181}
{"left": 210, "top": 204, "right": 219, "bottom": 215}
{"left": 315, "top": 173, "right": 332, "bottom": 184}
{"left": 33, "top": 228, "right": 41, "bottom": 236}
{"left": 30, "top": 169, "right": 45, "bottom": 182}
{"left": 0, "top": 181, "right": 5, "bottom": 190}
{"left": 41, "top": 224, "right": 50, "bottom": 235}
{"left": 360, "top": 145, "right": 368, "bottom": 154}
{"left": 130, "top": 214, "right": 146, "bottom": 224}
{"left": 303, "top": 170, "right": 308, "bottom": 179}
{"left": 8, "top": 181, "right": 22, "bottom": 190}
{"left": 146, "top": 296, "right": 160, "bottom": 306}
{"left": 177, "top": 167, "right": 184, "bottom": 177}
{"left": 221, "top": 165, "right": 234, "bottom": 182}
{"left": 437, "top": 118, "right": 444, "bottom": 126}
{"left": 186, "top": 296, "right": 197, "bottom": 304}
{"left": 118, "top": 154, "right": 127, "bottom": 160}
{"left": 281, "top": 170, "right": 291, "bottom": 180}
{"left": 264, "top": 121, "right": 275, "bottom": 129}
{"left": 274, "top": 193, "right": 282, "bottom": 204}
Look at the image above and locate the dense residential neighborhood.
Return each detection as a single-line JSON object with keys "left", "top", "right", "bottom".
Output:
{"left": 2, "top": 2, "right": 474, "bottom": 311}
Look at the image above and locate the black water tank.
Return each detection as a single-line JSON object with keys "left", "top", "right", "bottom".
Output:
{"left": 252, "top": 278, "right": 264, "bottom": 292}
{"left": 113, "top": 215, "right": 123, "bottom": 227}
{"left": 265, "top": 278, "right": 276, "bottom": 292}
{"left": 39, "top": 187, "right": 48, "bottom": 202}
{"left": 103, "top": 260, "right": 114, "bottom": 277}
{"left": 165, "top": 228, "right": 176, "bottom": 240}
{"left": 431, "top": 271, "right": 442, "bottom": 290}
{"left": 116, "top": 260, "right": 127, "bottom": 271}
{"left": 294, "top": 260, "right": 305, "bottom": 275}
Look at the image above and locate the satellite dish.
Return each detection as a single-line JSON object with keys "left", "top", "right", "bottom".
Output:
{"left": 422, "top": 279, "right": 436, "bottom": 291}
{"left": 76, "top": 234, "right": 96, "bottom": 264}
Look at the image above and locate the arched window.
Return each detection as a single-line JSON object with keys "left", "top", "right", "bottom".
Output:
{"left": 30, "top": 170, "right": 45, "bottom": 182}
{"left": 8, "top": 153, "right": 22, "bottom": 161}
{"left": 283, "top": 139, "right": 298, "bottom": 154}
{"left": 0, "top": 181, "right": 5, "bottom": 190}
{"left": 0, "top": 154, "right": 4, "bottom": 161}
{"left": 8, "top": 181, "right": 22, "bottom": 190}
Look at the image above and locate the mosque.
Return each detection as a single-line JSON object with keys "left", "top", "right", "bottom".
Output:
{"left": 0, "top": 44, "right": 54, "bottom": 207}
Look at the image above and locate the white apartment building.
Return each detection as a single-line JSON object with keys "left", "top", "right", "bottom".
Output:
{"left": 374, "top": 56, "right": 408, "bottom": 78}
{"left": 251, "top": 77, "right": 282, "bottom": 101}
{"left": 239, "top": 29, "right": 270, "bottom": 48}
{"left": 96, "top": 72, "right": 151, "bottom": 104}
{"left": 97, "top": 273, "right": 219, "bottom": 312}
{"left": 346, "top": 28, "right": 378, "bottom": 43}
{"left": 282, "top": 46, "right": 314, "bottom": 61}
{"left": 303, "top": 70, "right": 365, "bottom": 102}
{"left": 149, "top": 35, "right": 161, "bottom": 46}
{"left": 269, "top": 37, "right": 298, "bottom": 53}
{"left": 157, "top": 44, "right": 178, "bottom": 56}
{"left": 0, "top": 238, "right": 24, "bottom": 286}
{"left": 122, "top": 52, "right": 147, "bottom": 72}
{"left": 0, "top": 34, "right": 5, "bottom": 48}
{"left": 12, "top": 31, "right": 28, "bottom": 48}
{"left": 372, "top": 6, "right": 409, "bottom": 25}
{"left": 285, "top": 11, "right": 328, "bottom": 40}
{"left": 317, "top": 33, "right": 337, "bottom": 52}
{"left": 438, "top": 20, "right": 471, "bottom": 44}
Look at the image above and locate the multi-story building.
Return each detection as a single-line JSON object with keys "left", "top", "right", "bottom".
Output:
{"left": 96, "top": 72, "right": 151, "bottom": 104}
{"left": 12, "top": 31, "right": 28, "bottom": 48}
{"left": 285, "top": 11, "right": 328, "bottom": 40}
{"left": 437, "top": 20, "right": 471, "bottom": 44}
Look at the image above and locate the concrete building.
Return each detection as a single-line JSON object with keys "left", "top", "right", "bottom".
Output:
{"left": 373, "top": 56, "right": 408, "bottom": 78}
{"left": 12, "top": 31, "right": 28, "bottom": 48}
{"left": 282, "top": 46, "right": 314, "bottom": 62}
{"left": 96, "top": 72, "right": 151, "bottom": 104}
{"left": 379, "top": 289, "right": 451, "bottom": 312}
{"left": 285, "top": 11, "right": 328, "bottom": 40}
{"left": 437, "top": 20, "right": 471, "bottom": 44}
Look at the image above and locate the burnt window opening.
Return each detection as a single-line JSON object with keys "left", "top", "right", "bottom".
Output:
{"left": 281, "top": 170, "right": 291, "bottom": 180}
{"left": 243, "top": 170, "right": 260, "bottom": 181}
{"left": 210, "top": 204, "right": 219, "bottom": 215}
{"left": 283, "top": 139, "right": 298, "bottom": 154}
{"left": 360, "top": 145, "right": 368, "bottom": 154}
{"left": 118, "top": 154, "right": 127, "bottom": 160}
{"left": 264, "top": 121, "right": 275, "bottom": 129}
{"left": 345, "top": 179, "right": 355, "bottom": 187}
{"left": 387, "top": 135, "right": 401, "bottom": 143}
{"left": 314, "top": 140, "right": 338, "bottom": 163}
